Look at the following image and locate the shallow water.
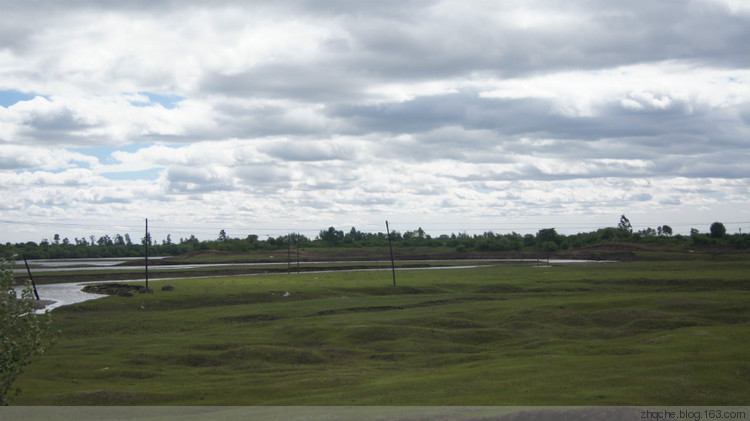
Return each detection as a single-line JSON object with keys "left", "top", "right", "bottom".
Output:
{"left": 13, "top": 258, "right": 613, "bottom": 313}
{"left": 14, "top": 282, "right": 108, "bottom": 314}
{"left": 13, "top": 257, "right": 610, "bottom": 274}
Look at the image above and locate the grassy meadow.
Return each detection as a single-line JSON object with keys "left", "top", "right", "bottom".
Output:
{"left": 13, "top": 256, "right": 750, "bottom": 405}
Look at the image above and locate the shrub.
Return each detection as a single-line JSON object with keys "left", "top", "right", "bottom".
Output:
{"left": 1, "top": 261, "right": 56, "bottom": 405}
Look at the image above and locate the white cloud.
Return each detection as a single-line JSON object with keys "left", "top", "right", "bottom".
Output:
{"left": 0, "top": 144, "right": 98, "bottom": 170}
{"left": 479, "top": 64, "right": 750, "bottom": 117}
{"left": 696, "top": 0, "right": 750, "bottom": 15}
{"left": 0, "top": 0, "right": 747, "bottom": 243}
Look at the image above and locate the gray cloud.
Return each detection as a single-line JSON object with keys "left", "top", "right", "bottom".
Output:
{"left": 233, "top": 164, "right": 291, "bottom": 187}
{"left": 189, "top": 0, "right": 750, "bottom": 108}
{"left": 330, "top": 91, "right": 710, "bottom": 141}
{"left": 0, "top": 0, "right": 748, "bottom": 242}
{"left": 0, "top": 155, "right": 30, "bottom": 170}
{"left": 165, "top": 166, "right": 235, "bottom": 193}
{"left": 260, "top": 141, "right": 354, "bottom": 162}
{"left": 4, "top": 0, "right": 748, "bottom": 75}
{"left": 329, "top": 87, "right": 749, "bottom": 180}
{"left": 25, "top": 109, "right": 95, "bottom": 133}
{"left": 329, "top": 0, "right": 750, "bottom": 84}
{"left": 201, "top": 65, "right": 367, "bottom": 104}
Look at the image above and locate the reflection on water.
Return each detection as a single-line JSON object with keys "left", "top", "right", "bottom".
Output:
{"left": 15, "top": 258, "right": 133, "bottom": 267}
{"left": 12, "top": 257, "right": 170, "bottom": 273}
{"left": 14, "top": 282, "right": 108, "bottom": 314}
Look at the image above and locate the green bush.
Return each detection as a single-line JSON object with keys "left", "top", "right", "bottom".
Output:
{"left": 1, "top": 261, "right": 56, "bottom": 405}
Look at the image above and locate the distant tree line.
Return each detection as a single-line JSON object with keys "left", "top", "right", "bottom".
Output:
{"left": 1, "top": 216, "right": 747, "bottom": 260}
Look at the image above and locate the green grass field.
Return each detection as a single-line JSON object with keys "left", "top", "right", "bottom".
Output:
{"left": 13, "top": 258, "right": 750, "bottom": 405}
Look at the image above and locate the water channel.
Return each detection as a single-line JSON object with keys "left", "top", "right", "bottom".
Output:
{"left": 14, "top": 257, "right": 612, "bottom": 313}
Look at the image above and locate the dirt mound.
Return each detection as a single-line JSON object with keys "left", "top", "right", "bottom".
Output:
{"left": 167, "top": 250, "right": 231, "bottom": 260}
{"left": 578, "top": 242, "right": 659, "bottom": 252}
{"left": 82, "top": 283, "right": 152, "bottom": 296}
{"left": 546, "top": 242, "right": 661, "bottom": 261}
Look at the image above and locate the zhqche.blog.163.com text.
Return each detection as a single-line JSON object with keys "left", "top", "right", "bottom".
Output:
{"left": 641, "top": 409, "right": 748, "bottom": 421}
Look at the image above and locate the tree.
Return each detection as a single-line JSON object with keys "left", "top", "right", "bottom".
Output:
{"left": 710, "top": 222, "right": 726, "bottom": 238}
{"left": 416, "top": 227, "right": 426, "bottom": 240}
{"left": 617, "top": 215, "right": 632, "bottom": 233}
{"left": 97, "top": 235, "right": 113, "bottom": 246}
{"left": 218, "top": 230, "right": 227, "bottom": 242}
{"left": 540, "top": 241, "right": 558, "bottom": 253}
{"left": 318, "top": 227, "right": 344, "bottom": 244}
{"left": 661, "top": 225, "right": 673, "bottom": 236}
{"left": 638, "top": 227, "right": 657, "bottom": 237}
{"left": 346, "top": 227, "right": 364, "bottom": 242}
{"left": 535, "top": 228, "right": 559, "bottom": 246}
{"left": 182, "top": 235, "right": 199, "bottom": 244}
{"left": 1, "top": 261, "right": 55, "bottom": 405}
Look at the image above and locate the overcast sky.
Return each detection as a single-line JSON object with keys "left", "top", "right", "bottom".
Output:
{"left": 1, "top": 0, "right": 749, "bottom": 244}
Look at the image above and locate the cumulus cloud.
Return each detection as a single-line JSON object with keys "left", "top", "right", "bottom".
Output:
{"left": 0, "top": 0, "right": 748, "bottom": 242}
{"left": 260, "top": 140, "right": 356, "bottom": 162}
{"left": 0, "top": 144, "right": 98, "bottom": 170}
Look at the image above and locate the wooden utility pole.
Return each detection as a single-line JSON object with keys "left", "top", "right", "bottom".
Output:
{"left": 22, "top": 254, "right": 41, "bottom": 301}
{"left": 145, "top": 218, "right": 149, "bottom": 291}
{"left": 296, "top": 233, "right": 300, "bottom": 274}
{"left": 288, "top": 233, "right": 292, "bottom": 274}
{"left": 386, "top": 220, "right": 396, "bottom": 287}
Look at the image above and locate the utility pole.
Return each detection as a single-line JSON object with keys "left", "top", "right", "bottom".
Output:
{"left": 22, "top": 254, "right": 40, "bottom": 301}
{"left": 386, "top": 220, "right": 396, "bottom": 287}
{"left": 145, "top": 218, "right": 149, "bottom": 292}
{"left": 296, "top": 233, "right": 300, "bottom": 274}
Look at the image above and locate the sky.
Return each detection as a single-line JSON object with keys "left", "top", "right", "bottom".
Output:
{"left": 1, "top": 0, "right": 749, "bottom": 244}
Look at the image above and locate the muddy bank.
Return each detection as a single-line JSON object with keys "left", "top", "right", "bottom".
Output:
{"left": 19, "top": 263, "right": 433, "bottom": 285}
{"left": 82, "top": 283, "right": 153, "bottom": 296}
{"left": 0, "top": 294, "right": 56, "bottom": 310}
